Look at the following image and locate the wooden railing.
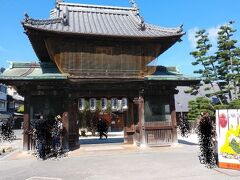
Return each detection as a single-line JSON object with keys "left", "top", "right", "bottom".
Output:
{"left": 144, "top": 121, "right": 173, "bottom": 145}
{"left": 145, "top": 129, "right": 173, "bottom": 145}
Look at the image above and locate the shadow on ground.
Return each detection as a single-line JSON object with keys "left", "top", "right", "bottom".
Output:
{"left": 178, "top": 139, "right": 198, "bottom": 146}
{"left": 80, "top": 137, "right": 124, "bottom": 145}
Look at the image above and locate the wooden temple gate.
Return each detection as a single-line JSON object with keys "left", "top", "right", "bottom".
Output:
{"left": 0, "top": 1, "right": 199, "bottom": 151}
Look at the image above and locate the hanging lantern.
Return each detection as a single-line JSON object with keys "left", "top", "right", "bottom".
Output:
{"left": 122, "top": 98, "right": 128, "bottom": 110}
{"left": 90, "top": 98, "right": 96, "bottom": 111}
{"left": 78, "top": 98, "right": 85, "bottom": 111}
{"left": 111, "top": 98, "right": 118, "bottom": 111}
{"left": 117, "top": 100, "right": 122, "bottom": 111}
{"left": 101, "top": 98, "right": 107, "bottom": 111}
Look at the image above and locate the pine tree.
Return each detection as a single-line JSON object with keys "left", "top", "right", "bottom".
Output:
{"left": 216, "top": 21, "right": 239, "bottom": 101}
{"left": 189, "top": 30, "right": 223, "bottom": 103}
{"left": 187, "top": 97, "right": 214, "bottom": 123}
{"left": 189, "top": 21, "right": 240, "bottom": 106}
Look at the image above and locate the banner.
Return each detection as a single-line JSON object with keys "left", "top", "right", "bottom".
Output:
{"left": 216, "top": 109, "right": 240, "bottom": 170}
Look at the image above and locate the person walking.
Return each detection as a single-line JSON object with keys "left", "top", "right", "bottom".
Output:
{"left": 97, "top": 118, "right": 108, "bottom": 139}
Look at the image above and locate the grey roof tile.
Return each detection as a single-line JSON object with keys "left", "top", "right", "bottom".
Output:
{"left": 0, "top": 62, "right": 68, "bottom": 80}
{"left": 23, "top": 2, "right": 184, "bottom": 38}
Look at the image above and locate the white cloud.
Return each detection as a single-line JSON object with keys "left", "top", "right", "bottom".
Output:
{"left": 208, "top": 26, "right": 220, "bottom": 51}
{"left": 188, "top": 27, "right": 199, "bottom": 49}
{"left": 188, "top": 25, "right": 221, "bottom": 51}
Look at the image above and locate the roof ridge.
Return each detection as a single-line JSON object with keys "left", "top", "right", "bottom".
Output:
{"left": 145, "top": 23, "right": 183, "bottom": 34}
{"left": 58, "top": 2, "right": 136, "bottom": 11}
{"left": 23, "top": 14, "right": 63, "bottom": 25}
{"left": 10, "top": 62, "right": 39, "bottom": 69}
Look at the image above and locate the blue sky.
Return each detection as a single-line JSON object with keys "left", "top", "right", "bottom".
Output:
{"left": 0, "top": 0, "right": 239, "bottom": 76}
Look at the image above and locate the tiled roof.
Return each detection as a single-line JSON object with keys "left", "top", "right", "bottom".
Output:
{"left": 144, "top": 66, "right": 199, "bottom": 82}
{"left": 0, "top": 62, "right": 68, "bottom": 80}
{"left": 22, "top": 2, "right": 184, "bottom": 38}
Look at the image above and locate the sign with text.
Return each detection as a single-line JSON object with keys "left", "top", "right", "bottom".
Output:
{"left": 216, "top": 109, "right": 240, "bottom": 170}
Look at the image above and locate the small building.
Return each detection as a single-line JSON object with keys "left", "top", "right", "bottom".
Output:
{"left": 0, "top": 84, "right": 7, "bottom": 112}
{"left": 0, "top": 84, "right": 24, "bottom": 128}
{"left": 0, "top": 0, "right": 199, "bottom": 150}
{"left": 0, "top": 84, "right": 9, "bottom": 121}
{"left": 7, "top": 86, "right": 24, "bottom": 129}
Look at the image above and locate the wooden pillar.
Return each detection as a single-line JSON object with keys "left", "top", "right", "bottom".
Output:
{"left": 138, "top": 96, "right": 146, "bottom": 147}
{"left": 62, "top": 111, "right": 69, "bottom": 150}
{"left": 170, "top": 93, "right": 178, "bottom": 143}
{"left": 124, "top": 101, "right": 134, "bottom": 144}
{"left": 23, "top": 95, "right": 30, "bottom": 151}
{"left": 62, "top": 99, "right": 79, "bottom": 151}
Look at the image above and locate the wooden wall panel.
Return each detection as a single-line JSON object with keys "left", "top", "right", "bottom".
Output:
{"left": 46, "top": 38, "right": 158, "bottom": 78}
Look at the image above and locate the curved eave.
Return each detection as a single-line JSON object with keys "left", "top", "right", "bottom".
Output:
{"left": 144, "top": 75, "right": 200, "bottom": 86}
{"left": 23, "top": 23, "right": 184, "bottom": 40}
{"left": 0, "top": 76, "right": 68, "bottom": 81}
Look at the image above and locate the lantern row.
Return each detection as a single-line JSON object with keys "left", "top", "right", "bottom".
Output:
{"left": 78, "top": 98, "right": 128, "bottom": 112}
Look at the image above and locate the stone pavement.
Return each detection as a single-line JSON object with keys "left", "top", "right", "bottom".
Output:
{"left": 1, "top": 132, "right": 240, "bottom": 180}
{"left": 0, "top": 130, "right": 23, "bottom": 159}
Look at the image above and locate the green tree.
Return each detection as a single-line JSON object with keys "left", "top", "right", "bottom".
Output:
{"left": 187, "top": 97, "right": 214, "bottom": 123}
{"left": 78, "top": 100, "right": 112, "bottom": 136}
{"left": 189, "top": 29, "right": 223, "bottom": 104}
{"left": 189, "top": 21, "right": 240, "bottom": 107}
{"left": 216, "top": 21, "right": 239, "bottom": 101}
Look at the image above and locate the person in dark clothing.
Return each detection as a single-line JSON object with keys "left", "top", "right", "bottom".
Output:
{"left": 52, "top": 115, "right": 63, "bottom": 154}
{"left": 97, "top": 118, "right": 108, "bottom": 139}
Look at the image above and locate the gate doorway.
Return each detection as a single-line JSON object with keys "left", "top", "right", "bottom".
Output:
{"left": 78, "top": 110, "right": 125, "bottom": 145}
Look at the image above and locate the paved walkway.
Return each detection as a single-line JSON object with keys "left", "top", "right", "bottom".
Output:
{"left": 1, "top": 131, "right": 240, "bottom": 180}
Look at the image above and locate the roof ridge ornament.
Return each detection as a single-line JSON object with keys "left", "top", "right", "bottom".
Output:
{"left": 177, "top": 24, "right": 184, "bottom": 33}
{"left": 62, "top": 6, "right": 69, "bottom": 26}
{"left": 140, "top": 16, "right": 146, "bottom": 30}
{"left": 129, "top": 0, "right": 145, "bottom": 31}
{"left": 130, "top": 0, "right": 138, "bottom": 9}
{"left": 56, "top": 0, "right": 64, "bottom": 7}
{"left": 24, "top": 13, "right": 30, "bottom": 23}
{"left": 56, "top": 0, "right": 64, "bottom": 3}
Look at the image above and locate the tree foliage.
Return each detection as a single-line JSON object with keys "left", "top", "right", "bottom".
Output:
{"left": 187, "top": 21, "right": 240, "bottom": 168}
{"left": 189, "top": 21, "right": 240, "bottom": 106}
{"left": 78, "top": 100, "right": 111, "bottom": 135}
{"left": 187, "top": 97, "right": 214, "bottom": 123}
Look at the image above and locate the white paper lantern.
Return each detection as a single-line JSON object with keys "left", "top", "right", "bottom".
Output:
{"left": 78, "top": 98, "right": 85, "bottom": 111}
{"left": 117, "top": 100, "right": 122, "bottom": 111}
{"left": 122, "top": 98, "right": 128, "bottom": 110}
{"left": 90, "top": 98, "right": 96, "bottom": 111}
{"left": 111, "top": 98, "right": 118, "bottom": 111}
{"left": 101, "top": 98, "right": 108, "bottom": 111}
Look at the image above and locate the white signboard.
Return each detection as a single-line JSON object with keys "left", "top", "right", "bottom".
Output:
{"left": 216, "top": 109, "right": 240, "bottom": 170}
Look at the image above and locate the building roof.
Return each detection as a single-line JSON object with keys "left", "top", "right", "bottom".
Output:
{"left": 0, "top": 62, "right": 68, "bottom": 80}
{"left": 22, "top": 1, "right": 184, "bottom": 38}
{"left": 144, "top": 66, "right": 199, "bottom": 83}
